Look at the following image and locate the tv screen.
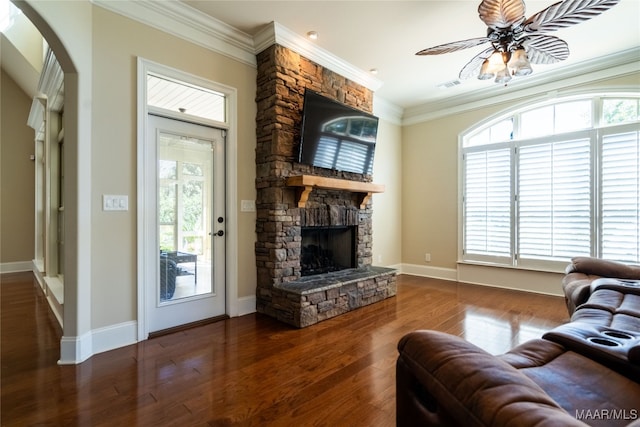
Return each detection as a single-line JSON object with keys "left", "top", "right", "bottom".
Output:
{"left": 299, "top": 89, "right": 378, "bottom": 175}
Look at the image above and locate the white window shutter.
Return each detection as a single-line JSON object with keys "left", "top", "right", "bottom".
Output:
{"left": 464, "top": 149, "right": 511, "bottom": 258}
{"left": 518, "top": 138, "right": 591, "bottom": 260}
{"left": 601, "top": 131, "right": 640, "bottom": 263}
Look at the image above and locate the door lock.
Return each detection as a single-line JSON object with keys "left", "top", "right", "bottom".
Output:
{"left": 215, "top": 230, "right": 224, "bottom": 237}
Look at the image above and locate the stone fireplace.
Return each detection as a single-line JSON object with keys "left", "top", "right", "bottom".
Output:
{"left": 255, "top": 44, "right": 396, "bottom": 328}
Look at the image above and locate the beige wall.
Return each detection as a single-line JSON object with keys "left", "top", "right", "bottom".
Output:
{"left": 372, "top": 116, "right": 402, "bottom": 267}
{"left": 89, "top": 7, "right": 257, "bottom": 328}
{"left": 401, "top": 72, "right": 640, "bottom": 271}
{"left": 8, "top": 0, "right": 638, "bottom": 359}
{"left": 0, "top": 70, "right": 35, "bottom": 264}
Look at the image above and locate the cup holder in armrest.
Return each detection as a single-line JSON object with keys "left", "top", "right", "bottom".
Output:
{"left": 602, "top": 330, "right": 635, "bottom": 340}
{"left": 591, "top": 278, "right": 640, "bottom": 295}
{"left": 544, "top": 323, "right": 640, "bottom": 380}
{"left": 587, "top": 337, "right": 621, "bottom": 347}
{"left": 619, "top": 279, "right": 640, "bottom": 287}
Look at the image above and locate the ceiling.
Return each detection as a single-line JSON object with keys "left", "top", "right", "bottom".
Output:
{"left": 181, "top": 0, "right": 640, "bottom": 110}
{"left": 2, "top": 0, "right": 639, "bottom": 117}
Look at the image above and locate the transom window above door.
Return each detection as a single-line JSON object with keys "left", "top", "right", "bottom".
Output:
{"left": 147, "top": 73, "right": 226, "bottom": 122}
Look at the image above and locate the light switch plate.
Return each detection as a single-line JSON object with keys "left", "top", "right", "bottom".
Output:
{"left": 241, "top": 199, "right": 256, "bottom": 212}
{"left": 103, "top": 195, "right": 128, "bottom": 211}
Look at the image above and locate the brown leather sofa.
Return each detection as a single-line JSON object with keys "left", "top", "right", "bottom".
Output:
{"left": 563, "top": 257, "right": 640, "bottom": 314}
{"left": 396, "top": 258, "right": 640, "bottom": 427}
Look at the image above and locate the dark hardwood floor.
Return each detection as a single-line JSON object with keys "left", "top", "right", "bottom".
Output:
{"left": 1, "top": 272, "right": 569, "bottom": 426}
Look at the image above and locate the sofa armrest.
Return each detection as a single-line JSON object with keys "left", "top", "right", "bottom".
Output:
{"left": 566, "top": 257, "right": 640, "bottom": 279}
{"left": 396, "top": 331, "right": 587, "bottom": 427}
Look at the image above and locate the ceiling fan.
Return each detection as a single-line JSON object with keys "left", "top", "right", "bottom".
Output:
{"left": 416, "top": 0, "right": 621, "bottom": 84}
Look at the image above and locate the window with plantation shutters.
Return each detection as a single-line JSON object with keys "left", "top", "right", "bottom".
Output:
{"left": 601, "top": 128, "right": 640, "bottom": 263}
{"left": 518, "top": 138, "right": 592, "bottom": 261}
{"left": 464, "top": 149, "right": 511, "bottom": 261}
{"left": 461, "top": 94, "right": 640, "bottom": 269}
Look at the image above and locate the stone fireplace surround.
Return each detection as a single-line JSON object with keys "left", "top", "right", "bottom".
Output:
{"left": 255, "top": 44, "right": 396, "bottom": 328}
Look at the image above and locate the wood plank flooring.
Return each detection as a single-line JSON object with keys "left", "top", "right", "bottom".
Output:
{"left": 1, "top": 272, "right": 569, "bottom": 426}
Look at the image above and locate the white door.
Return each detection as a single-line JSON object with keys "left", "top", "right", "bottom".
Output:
{"left": 145, "top": 115, "right": 226, "bottom": 334}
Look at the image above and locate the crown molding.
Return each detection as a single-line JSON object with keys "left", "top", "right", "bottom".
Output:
{"left": 91, "top": 1, "right": 384, "bottom": 94}
{"left": 92, "top": 0, "right": 257, "bottom": 67}
{"left": 254, "top": 22, "right": 384, "bottom": 93}
{"left": 373, "top": 95, "right": 403, "bottom": 126}
{"left": 403, "top": 47, "right": 640, "bottom": 126}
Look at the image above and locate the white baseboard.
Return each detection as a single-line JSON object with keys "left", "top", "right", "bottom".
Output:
{"left": 59, "top": 295, "right": 254, "bottom": 365}
{"left": 457, "top": 263, "right": 564, "bottom": 296}
{"left": 237, "top": 294, "right": 256, "bottom": 316}
{"left": 397, "top": 263, "right": 458, "bottom": 281}
{"left": 59, "top": 332, "right": 93, "bottom": 365}
{"left": 0, "top": 261, "right": 34, "bottom": 274}
{"left": 91, "top": 321, "right": 138, "bottom": 355}
{"left": 396, "top": 262, "right": 564, "bottom": 297}
{"left": 58, "top": 321, "right": 138, "bottom": 365}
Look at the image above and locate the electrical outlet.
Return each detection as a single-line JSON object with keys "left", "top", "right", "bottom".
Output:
{"left": 425, "top": 253, "right": 431, "bottom": 262}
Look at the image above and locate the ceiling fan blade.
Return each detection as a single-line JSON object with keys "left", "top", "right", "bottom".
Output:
{"left": 459, "top": 47, "right": 495, "bottom": 80}
{"left": 524, "top": 34, "right": 570, "bottom": 64}
{"left": 478, "top": 0, "right": 526, "bottom": 29}
{"left": 416, "top": 37, "right": 490, "bottom": 55}
{"left": 524, "top": 0, "right": 621, "bottom": 33}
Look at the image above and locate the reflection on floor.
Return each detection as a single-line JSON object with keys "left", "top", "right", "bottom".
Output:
{"left": 464, "top": 310, "right": 550, "bottom": 355}
{"left": 1, "top": 272, "right": 570, "bottom": 426}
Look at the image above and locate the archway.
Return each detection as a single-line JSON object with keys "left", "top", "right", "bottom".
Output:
{"left": 13, "top": 0, "right": 93, "bottom": 364}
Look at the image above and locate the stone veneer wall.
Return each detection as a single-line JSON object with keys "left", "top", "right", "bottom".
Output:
{"left": 255, "top": 44, "right": 396, "bottom": 327}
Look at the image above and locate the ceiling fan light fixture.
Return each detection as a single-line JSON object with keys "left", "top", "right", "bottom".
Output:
{"left": 477, "top": 50, "right": 504, "bottom": 80}
{"left": 478, "top": 59, "right": 495, "bottom": 80}
{"left": 416, "top": 0, "right": 621, "bottom": 86}
{"left": 495, "top": 65, "right": 512, "bottom": 84}
{"left": 508, "top": 48, "right": 533, "bottom": 76}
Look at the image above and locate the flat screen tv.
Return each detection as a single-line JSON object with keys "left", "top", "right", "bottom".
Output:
{"left": 299, "top": 89, "right": 379, "bottom": 175}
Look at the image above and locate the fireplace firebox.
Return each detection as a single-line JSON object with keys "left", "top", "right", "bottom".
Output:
{"left": 301, "top": 226, "right": 356, "bottom": 276}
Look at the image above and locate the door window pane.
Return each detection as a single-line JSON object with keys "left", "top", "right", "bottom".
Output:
{"left": 158, "top": 132, "right": 213, "bottom": 301}
{"left": 159, "top": 160, "right": 177, "bottom": 179}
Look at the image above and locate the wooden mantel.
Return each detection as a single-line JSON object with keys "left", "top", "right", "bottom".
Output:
{"left": 286, "top": 175, "right": 385, "bottom": 209}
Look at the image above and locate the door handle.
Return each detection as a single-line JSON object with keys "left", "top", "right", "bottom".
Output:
{"left": 215, "top": 230, "right": 224, "bottom": 237}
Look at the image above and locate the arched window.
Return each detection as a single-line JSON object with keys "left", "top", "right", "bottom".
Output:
{"left": 461, "top": 93, "right": 640, "bottom": 270}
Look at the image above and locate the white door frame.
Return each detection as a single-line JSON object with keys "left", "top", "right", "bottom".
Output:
{"left": 136, "top": 58, "right": 239, "bottom": 340}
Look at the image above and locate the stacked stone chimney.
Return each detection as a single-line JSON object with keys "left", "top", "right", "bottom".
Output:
{"left": 255, "top": 44, "right": 396, "bottom": 327}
